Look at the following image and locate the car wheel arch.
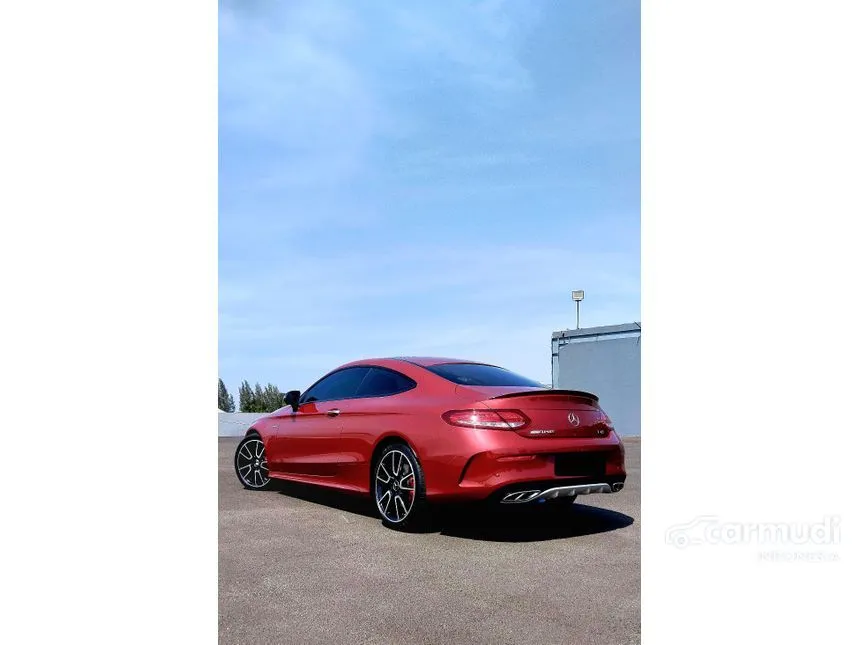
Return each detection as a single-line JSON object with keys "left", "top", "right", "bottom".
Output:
{"left": 370, "top": 434, "right": 420, "bottom": 477}
{"left": 244, "top": 427, "right": 273, "bottom": 448}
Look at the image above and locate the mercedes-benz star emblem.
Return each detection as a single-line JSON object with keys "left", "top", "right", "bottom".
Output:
{"left": 567, "top": 412, "right": 580, "bottom": 426}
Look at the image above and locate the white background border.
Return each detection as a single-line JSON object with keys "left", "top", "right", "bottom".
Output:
{"left": 643, "top": 0, "right": 858, "bottom": 642}
{"left": 1, "top": 1, "right": 216, "bottom": 643}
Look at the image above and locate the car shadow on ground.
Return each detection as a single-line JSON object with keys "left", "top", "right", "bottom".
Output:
{"left": 274, "top": 481, "right": 379, "bottom": 520}
{"left": 272, "top": 480, "right": 634, "bottom": 543}
{"left": 437, "top": 503, "right": 635, "bottom": 542}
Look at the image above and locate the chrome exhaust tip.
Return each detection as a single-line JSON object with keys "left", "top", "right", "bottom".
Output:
{"left": 501, "top": 490, "right": 541, "bottom": 504}
{"left": 611, "top": 482, "right": 624, "bottom": 492}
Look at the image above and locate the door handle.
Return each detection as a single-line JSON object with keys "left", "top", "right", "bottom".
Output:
{"left": 326, "top": 408, "right": 341, "bottom": 417}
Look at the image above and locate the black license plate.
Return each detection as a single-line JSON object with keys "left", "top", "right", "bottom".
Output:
{"left": 554, "top": 452, "right": 607, "bottom": 477}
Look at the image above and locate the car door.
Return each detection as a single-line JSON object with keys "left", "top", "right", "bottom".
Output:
{"left": 334, "top": 367, "right": 418, "bottom": 489}
{"left": 268, "top": 366, "right": 370, "bottom": 477}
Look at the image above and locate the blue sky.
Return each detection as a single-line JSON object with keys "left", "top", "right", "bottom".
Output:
{"left": 219, "top": 0, "right": 639, "bottom": 396}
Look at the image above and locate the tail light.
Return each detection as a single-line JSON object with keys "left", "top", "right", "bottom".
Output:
{"left": 442, "top": 409, "right": 530, "bottom": 430}
{"left": 598, "top": 408, "right": 615, "bottom": 431}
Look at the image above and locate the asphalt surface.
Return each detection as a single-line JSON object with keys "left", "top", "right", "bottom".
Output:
{"left": 219, "top": 437, "right": 641, "bottom": 645}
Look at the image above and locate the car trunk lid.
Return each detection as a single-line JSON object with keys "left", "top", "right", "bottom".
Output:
{"left": 461, "top": 387, "right": 610, "bottom": 438}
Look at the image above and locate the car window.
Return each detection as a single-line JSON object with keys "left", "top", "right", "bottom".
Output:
{"left": 301, "top": 367, "right": 371, "bottom": 403}
{"left": 425, "top": 363, "right": 543, "bottom": 387}
{"left": 355, "top": 367, "right": 416, "bottom": 398}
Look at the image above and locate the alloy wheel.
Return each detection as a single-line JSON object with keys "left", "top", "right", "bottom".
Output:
{"left": 236, "top": 438, "right": 270, "bottom": 489}
{"left": 375, "top": 449, "right": 416, "bottom": 523}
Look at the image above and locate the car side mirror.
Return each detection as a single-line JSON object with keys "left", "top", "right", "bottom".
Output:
{"left": 283, "top": 390, "right": 301, "bottom": 412}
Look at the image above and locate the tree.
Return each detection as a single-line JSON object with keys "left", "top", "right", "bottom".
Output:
{"left": 261, "top": 383, "right": 283, "bottom": 412}
{"left": 218, "top": 378, "right": 235, "bottom": 412}
{"left": 239, "top": 380, "right": 255, "bottom": 412}
{"left": 238, "top": 379, "right": 284, "bottom": 413}
{"left": 253, "top": 382, "right": 265, "bottom": 412}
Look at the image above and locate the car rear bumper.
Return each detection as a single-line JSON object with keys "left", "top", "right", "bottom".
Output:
{"left": 424, "top": 431, "right": 627, "bottom": 502}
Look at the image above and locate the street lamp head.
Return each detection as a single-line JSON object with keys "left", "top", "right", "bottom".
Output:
{"left": 571, "top": 290, "right": 585, "bottom": 302}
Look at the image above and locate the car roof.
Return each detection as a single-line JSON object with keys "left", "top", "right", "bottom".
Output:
{"left": 338, "top": 356, "right": 482, "bottom": 369}
{"left": 393, "top": 356, "right": 482, "bottom": 367}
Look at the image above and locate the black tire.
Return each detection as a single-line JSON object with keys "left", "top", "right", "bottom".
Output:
{"left": 234, "top": 435, "right": 273, "bottom": 490}
{"left": 372, "top": 443, "right": 430, "bottom": 531}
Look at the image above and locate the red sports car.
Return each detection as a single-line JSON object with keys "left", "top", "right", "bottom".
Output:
{"left": 234, "top": 357, "right": 626, "bottom": 530}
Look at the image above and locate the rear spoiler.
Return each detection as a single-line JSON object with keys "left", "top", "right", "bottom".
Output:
{"left": 489, "top": 389, "right": 599, "bottom": 404}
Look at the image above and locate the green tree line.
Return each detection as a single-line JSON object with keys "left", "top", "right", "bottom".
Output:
{"left": 218, "top": 378, "right": 235, "bottom": 412}
{"left": 219, "top": 378, "right": 284, "bottom": 413}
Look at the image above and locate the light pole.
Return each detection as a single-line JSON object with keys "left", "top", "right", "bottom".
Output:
{"left": 572, "top": 290, "right": 585, "bottom": 329}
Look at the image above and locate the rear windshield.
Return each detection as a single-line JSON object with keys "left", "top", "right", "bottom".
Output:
{"left": 425, "top": 363, "right": 543, "bottom": 387}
